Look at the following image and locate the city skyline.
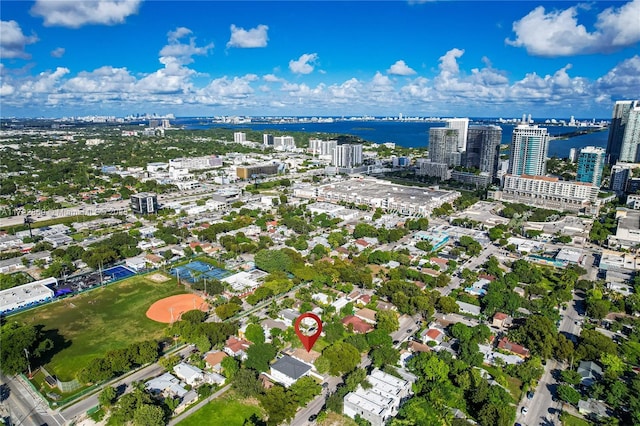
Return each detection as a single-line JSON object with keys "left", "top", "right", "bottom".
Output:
{"left": 1, "top": 0, "right": 639, "bottom": 118}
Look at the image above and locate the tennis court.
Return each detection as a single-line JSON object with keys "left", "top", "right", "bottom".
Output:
{"left": 169, "top": 261, "right": 230, "bottom": 283}
{"left": 102, "top": 265, "right": 136, "bottom": 281}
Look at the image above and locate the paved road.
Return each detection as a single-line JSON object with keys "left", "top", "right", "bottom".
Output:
{"left": 438, "top": 244, "right": 500, "bottom": 297}
{"left": 516, "top": 289, "right": 585, "bottom": 426}
{"left": 1, "top": 373, "right": 65, "bottom": 426}
{"left": 392, "top": 314, "right": 422, "bottom": 345}
{"left": 61, "top": 346, "right": 193, "bottom": 423}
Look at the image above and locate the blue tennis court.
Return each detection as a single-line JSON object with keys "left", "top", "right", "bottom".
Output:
{"left": 103, "top": 265, "right": 136, "bottom": 281}
{"left": 169, "top": 261, "right": 230, "bottom": 283}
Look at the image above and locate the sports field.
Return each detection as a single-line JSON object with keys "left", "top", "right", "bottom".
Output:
{"left": 11, "top": 273, "right": 185, "bottom": 381}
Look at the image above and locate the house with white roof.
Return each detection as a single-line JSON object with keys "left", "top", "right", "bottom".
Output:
{"left": 344, "top": 368, "right": 415, "bottom": 426}
{"left": 173, "top": 362, "right": 204, "bottom": 386}
{"left": 145, "top": 372, "right": 188, "bottom": 398}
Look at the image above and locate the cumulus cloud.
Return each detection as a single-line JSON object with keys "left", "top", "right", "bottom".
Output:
{"left": 263, "top": 74, "right": 284, "bottom": 83}
{"left": 387, "top": 60, "right": 416, "bottom": 76}
{"left": 31, "top": 0, "right": 142, "bottom": 28}
{"left": 51, "top": 47, "right": 65, "bottom": 58}
{"left": 507, "top": 0, "right": 640, "bottom": 56}
{"left": 159, "top": 27, "right": 213, "bottom": 66}
{"left": 227, "top": 24, "right": 269, "bottom": 48}
{"left": 0, "top": 20, "right": 38, "bottom": 59}
{"left": 289, "top": 53, "right": 318, "bottom": 74}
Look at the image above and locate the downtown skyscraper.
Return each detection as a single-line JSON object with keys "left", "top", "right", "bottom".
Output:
{"left": 508, "top": 124, "right": 549, "bottom": 176}
{"left": 465, "top": 125, "right": 502, "bottom": 178}
{"left": 429, "top": 128, "right": 460, "bottom": 166}
{"left": 606, "top": 100, "right": 640, "bottom": 164}
{"left": 576, "top": 146, "right": 606, "bottom": 186}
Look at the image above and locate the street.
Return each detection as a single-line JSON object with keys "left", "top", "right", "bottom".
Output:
{"left": 0, "top": 373, "right": 65, "bottom": 426}
{"left": 516, "top": 290, "right": 585, "bottom": 426}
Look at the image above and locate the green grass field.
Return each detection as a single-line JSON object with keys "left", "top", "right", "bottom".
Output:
{"left": 11, "top": 273, "right": 185, "bottom": 381}
{"left": 559, "top": 412, "right": 592, "bottom": 426}
{"left": 177, "top": 397, "right": 263, "bottom": 426}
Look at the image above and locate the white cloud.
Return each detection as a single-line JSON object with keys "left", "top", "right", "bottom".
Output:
{"left": 227, "top": 24, "right": 269, "bottom": 48}
{"left": 387, "top": 60, "right": 416, "bottom": 76}
{"left": 160, "top": 27, "right": 213, "bottom": 66}
{"left": 263, "top": 74, "right": 283, "bottom": 83}
{"left": 289, "top": 53, "right": 318, "bottom": 74}
{"left": 31, "top": 0, "right": 142, "bottom": 28}
{"left": 0, "top": 20, "right": 38, "bottom": 59}
{"left": 596, "top": 55, "right": 640, "bottom": 96}
{"left": 507, "top": 0, "right": 640, "bottom": 57}
{"left": 51, "top": 47, "right": 66, "bottom": 58}
{"left": 0, "top": 83, "right": 15, "bottom": 96}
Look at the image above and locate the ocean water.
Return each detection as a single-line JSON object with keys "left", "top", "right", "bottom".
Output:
{"left": 178, "top": 118, "right": 608, "bottom": 159}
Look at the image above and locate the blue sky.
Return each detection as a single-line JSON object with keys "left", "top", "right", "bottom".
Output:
{"left": 1, "top": 0, "right": 639, "bottom": 118}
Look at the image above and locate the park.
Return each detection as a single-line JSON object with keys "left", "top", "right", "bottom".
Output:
{"left": 11, "top": 272, "right": 189, "bottom": 382}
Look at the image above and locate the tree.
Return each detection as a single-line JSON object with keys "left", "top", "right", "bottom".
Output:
{"left": 322, "top": 341, "right": 360, "bottom": 376}
{"left": 0, "top": 322, "right": 39, "bottom": 375}
{"left": 371, "top": 345, "right": 400, "bottom": 368}
{"left": 215, "top": 303, "right": 241, "bottom": 320}
{"left": 557, "top": 384, "right": 581, "bottom": 405}
{"left": 245, "top": 343, "right": 277, "bottom": 372}
{"left": 99, "top": 386, "right": 117, "bottom": 407}
{"left": 289, "top": 376, "right": 321, "bottom": 405}
{"left": 376, "top": 310, "right": 399, "bottom": 333}
{"left": 560, "top": 369, "right": 582, "bottom": 386}
{"left": 233, "top": 368, "right": 262, "bottom": 398}
{"left": 181, "top": 309, "right": 206, "bottom": 324}
{"left": 133, "top": 404, "right": 165, "bottom": 426}
{"left": 437, "top": 296, "right": 459, "bottom": 314}
{"left": 245, "top": 324, "right": 266, "bottom": 344}
{"left": 259, "top": 385, "right": 297, "bottom": 426}
{"left": 255, "top": 249, "right": 293, "bottom": 273}
{"left": 221, "top": 356, "right": 240, "bottom": 379}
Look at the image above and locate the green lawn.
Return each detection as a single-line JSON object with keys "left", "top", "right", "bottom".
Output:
{"left": 560, "top": 412, "right": 592, "bottom": 426}
{"left": 11, "top": 273, "right": 185, "bottom": 381}
{"left": 177, "top": 397, "right": 263, "bottom": 426}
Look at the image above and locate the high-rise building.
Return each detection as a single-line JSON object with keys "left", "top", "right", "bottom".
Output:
{"left": 233, "top": 132, "right": 246, "bottom": 143}
{"left": 131, "top": 193, "right": 158, "bottom": 215}
{"left": 610, "top": 163, "right": 633, "bottom": 194}
{"left": 508, "top": 124, "right": 549, "bottom": 176}
{"left": 465, "top": 125, "right": 502, "bottom": 177}
{"left": 309, "top": 139, "right": 338, "bottom": 156}
{"left": 429, "top": 128, "right": 459, "bottom": 165}
{"left": 606, "top": 100, "right": 640, "bottom": 164}
{"left": 274, "top": 136, "right": 296, "bottom": 150}
{"left": 620, "top": 105, "right": 640, "bottom": 162}
{"left": 576, "top": 146, "right": 606, "bottom": 186}
{"left": 332, "top": 144, "right": 363, "bottom": 168}
{"left": 446, "top": 118, "right": 469, "bottom": 152}
{"left": 263, "top": 134, "right": 274, "bottom": 146}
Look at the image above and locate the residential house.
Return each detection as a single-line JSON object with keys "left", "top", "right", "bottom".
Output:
{"left": 456, "top": 301, "right": 481, "bottom": 316}
{"left": 173, "top": 362, "right": 204, "bottom": 386}
{"left": 420, "top": 328, "right": 444, "bottom": 345}
{"left": 376, "top": 301, "right": 396, "bottom": 311}
{"left": 145, "top": 373, "right": 187, "bottom": 398}
{"left": 174, "top": 390, "right": 198, "bottom": 414}
{"left": 577, "top": 361, "right": 603, "bottom": 387}
{"left": 279, "top": 308, "right": 300, "bottom": 327}
{"left": 497, "top": 337, "right": 530, "bottom": 358}
{"left": 144, "top": 253, "right": 165, "bottom": 268}
{"left": 342, "top": 315, "right": 374, "bottom": 334}
{"left": 269, "top": 355, "right": 312, "bottom": 387}
{"left": 204, "top": 351, "right": 228, "bottom": 374}
{"left": 492, "top": 312, "right": 512, "bottom": 329}
{"left": 224, "top": 337, "right": 252, "bottom": 360}
{"left": 355, "top": 308, "right": 377, "bottom": 324}
{"left": 261, "top": 319, "right": 288, "bottom": 340}
{"left": 125, "top": 255, "right": 147, "bottom": 272}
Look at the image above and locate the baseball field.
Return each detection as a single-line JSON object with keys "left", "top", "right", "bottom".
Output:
{"left": 11, "top": 273, "right": 186, "bottom": 381}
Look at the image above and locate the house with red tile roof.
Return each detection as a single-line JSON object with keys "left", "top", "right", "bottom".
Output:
{"left": 342, "top": 315, "right": 374, "bottom": 334}
{"left": 204, "top": 351, "right": 228, "bottom": 373}
{"left": 224, "top": 337, "right": 252, "bottom": 360}
{"left": 497, "top": 337, "right": 529, "bottom": 358}
{"left": 492, "top": 312, "right": 512, "bottom": 329}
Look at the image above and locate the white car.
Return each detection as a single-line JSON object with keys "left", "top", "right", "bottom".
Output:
{"left": 521, "top": 407, "right": 528, "bottom": 415}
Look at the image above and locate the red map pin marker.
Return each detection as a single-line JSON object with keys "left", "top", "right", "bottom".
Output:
{"left": 294, "top": 312, "right": 323, "bottom": 352}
